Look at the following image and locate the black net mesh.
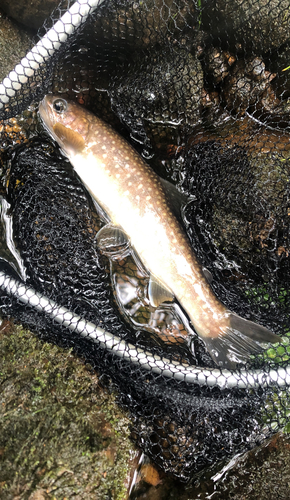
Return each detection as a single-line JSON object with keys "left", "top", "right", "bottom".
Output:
{"left": 0, "top": 0, "right": 290, "bottom": 483}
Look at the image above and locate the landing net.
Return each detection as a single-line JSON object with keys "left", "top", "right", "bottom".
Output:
{"left": 0, "top": 0, "right": 290, "bottom": 481}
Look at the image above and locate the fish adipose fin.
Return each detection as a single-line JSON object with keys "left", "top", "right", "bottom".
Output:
{"left": 201, "top": 314, "right": 280, "bottom": 369}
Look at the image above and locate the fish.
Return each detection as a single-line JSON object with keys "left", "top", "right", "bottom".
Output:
{"left": 39, "top": 95, "right": 280, "bottom": 368}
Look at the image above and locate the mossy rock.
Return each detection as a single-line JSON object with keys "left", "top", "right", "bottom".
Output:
{"left": 0, "top": 321, "right": 136, "bottom": 500}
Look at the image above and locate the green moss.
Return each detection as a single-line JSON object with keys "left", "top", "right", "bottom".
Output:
{"left": 245, "top": 285, "right": 290, "bottom": 310}
{"left": 0, "top": 323, "right": 135, "bottom": 499}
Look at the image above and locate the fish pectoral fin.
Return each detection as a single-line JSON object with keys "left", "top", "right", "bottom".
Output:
{"left": 148, "top": 276, "right": 174, "bottom": 307}
{"left": 96, "top": 224, "right": 129, "bottom": 254}
{"left": 53, "top": 123, "right": 86, "bottom": 153}
{"left": 199, "top": 314, "right": 280, "bottom": 369}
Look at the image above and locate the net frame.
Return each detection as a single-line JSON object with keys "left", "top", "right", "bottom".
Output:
{"left": 0, "top": 268, "right": 289, "bottom": 390}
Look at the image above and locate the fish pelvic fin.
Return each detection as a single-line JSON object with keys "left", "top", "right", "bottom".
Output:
{"left": 200, "top": 313, "right": 280, "bottom": 369}
{"left": 148, "top": 276, "right": 175, "bottom": 307}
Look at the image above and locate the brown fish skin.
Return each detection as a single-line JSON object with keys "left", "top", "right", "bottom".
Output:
{"left": 39, "top": 95, "right": 280, "bottom": 367}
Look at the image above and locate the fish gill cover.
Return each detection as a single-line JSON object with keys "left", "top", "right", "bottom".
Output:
{"left": 0, "top": 0, "right": 290, "bottom": 482}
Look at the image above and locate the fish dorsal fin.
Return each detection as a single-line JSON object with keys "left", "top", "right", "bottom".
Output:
{"left": 148, "top": 275, "right": 174, "bottom": 307}
{"left": 96, "top": 224, "right": 129, "bottom": 255}
{"left": 159, "top": 177, "right": 190, "bottom": 222}
{"left": 53, "top": 123, "right": 85, "bottom": 154}
{"left": 202, "top": 266, "right": 213, "bottom": 284}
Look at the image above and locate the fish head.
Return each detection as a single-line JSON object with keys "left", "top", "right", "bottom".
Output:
{"left": 39, "top": 95, "right": 89, "bottom": 157}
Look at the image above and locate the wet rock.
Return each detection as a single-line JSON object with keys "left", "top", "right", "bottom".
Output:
{"left": 203, "top": 0, "right": 290, "bottom": 55}
{"left": 0, "top": 9, "right": 32, "bottom": 82}
{"left": 266, "top": 44, "right": 290, "bottom": 118}
{"left": 92, "top": 0, "right": 199, "bottom": 52}
{"left": 221, "top": 57, "right": 276, "bottom": 116}
{"left": 191, "top": 432, "right": 290, "bottom": 500}
{"left": 130, "top": 433, "right": 290, "bottom": 498}
{"left": 203, "top": 46, "right": 236, "bottom": 87}
{"left": 110, "top": 47, "right": 204, "bottom": 149}
{"left": 0, "top": 0, "right": 59, "bottom": 30}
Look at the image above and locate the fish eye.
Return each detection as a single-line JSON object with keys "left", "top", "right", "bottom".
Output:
{"left": 52, "top": 98, "right": 68, "bottom": 114}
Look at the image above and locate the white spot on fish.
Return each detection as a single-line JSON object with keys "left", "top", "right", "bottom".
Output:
{"left": 137, "top": 184, "right": 143, "bottom": 190}
{"left": 102, "top": 145, "right": 106, "bottom": 150}
{"left": 102, "top": 154, "right": 107, "bottom": 159}
{"left": 115, "top": 164, "right": 120, "bottom": 169}
{"left": 175, "top": 254, "right": 193, "bottom": 278}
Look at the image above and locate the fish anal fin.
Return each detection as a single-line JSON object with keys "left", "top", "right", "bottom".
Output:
{"left": 148, "top": 276, "right": 174, "bottom": 308}
{"left": 96, "top": 224, "right": 129, "bottom": 256}
{"left": 159, "top": 177, "right": 190, "bottom": 222}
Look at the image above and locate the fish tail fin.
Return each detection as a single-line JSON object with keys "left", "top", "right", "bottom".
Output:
{"left": 201, "top": 313, "right": 280, "bottom": 368}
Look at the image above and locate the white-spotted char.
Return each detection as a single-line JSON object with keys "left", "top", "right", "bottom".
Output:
{"left": 39, "top": 95, "right": 280, "bottom": 367}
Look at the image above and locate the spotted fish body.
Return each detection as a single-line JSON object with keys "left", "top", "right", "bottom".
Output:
{"left": 39, "top": 95, "right": 280, "bottom": 367}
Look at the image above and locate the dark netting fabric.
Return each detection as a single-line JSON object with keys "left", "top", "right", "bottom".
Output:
{"left": 0, "top": 0, "right": 290, "bottom": 482}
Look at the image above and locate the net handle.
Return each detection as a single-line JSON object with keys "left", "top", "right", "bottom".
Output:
{"left": 0, "top": 0, "right": 105, "bottom": 109}
{"left": 0, "top": 268, "right": 289, "bottom": 390}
